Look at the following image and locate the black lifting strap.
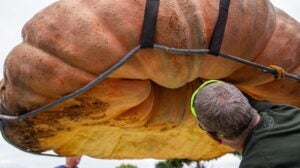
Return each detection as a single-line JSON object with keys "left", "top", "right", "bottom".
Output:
{"left": 140, "top": 0, "right": 160, "bottom": 48}
{"left": 208, "top": 0, "right": 231, "bottom": 56}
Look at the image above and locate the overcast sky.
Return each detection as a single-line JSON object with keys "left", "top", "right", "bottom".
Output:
{"left": 0, "top": 0, "right": 299, "bottom": 168}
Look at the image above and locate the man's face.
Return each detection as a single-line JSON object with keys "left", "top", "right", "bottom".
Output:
{"left": 198, "top": 123, "right": 223, "bottom": 144}
{"left": 66, "top": 156, "right": 81, "bottom": 168}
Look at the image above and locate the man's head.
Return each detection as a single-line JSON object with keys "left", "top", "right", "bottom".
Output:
{"left": 192, "top": 81, "right": 257, "bottom": 139}
{"left": 66, "top": 156, "right": 81, "bottom": 168}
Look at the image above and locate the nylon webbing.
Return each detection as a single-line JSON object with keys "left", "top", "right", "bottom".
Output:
{"left": 140, "top": 0, "right": 160, "bottom": 48}
{"left": 208, "top": 0, "right": 231, "bottom": 56}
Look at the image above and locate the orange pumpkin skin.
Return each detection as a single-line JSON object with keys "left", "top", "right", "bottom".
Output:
{"left": 0, "top": 0, "right": 299, "bottom": 159}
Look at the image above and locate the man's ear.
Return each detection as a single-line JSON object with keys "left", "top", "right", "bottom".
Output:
{"left": 206, "top": 132, "right": 222, "bottom": 144}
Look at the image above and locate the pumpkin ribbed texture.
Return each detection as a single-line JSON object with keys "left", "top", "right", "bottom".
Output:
{"left": 0, "top": 0, "right": 299, "bottom": 159}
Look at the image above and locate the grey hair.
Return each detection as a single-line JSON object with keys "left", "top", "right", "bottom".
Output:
{"left": 194, "top": 82, "right": 257, "bottom": 139}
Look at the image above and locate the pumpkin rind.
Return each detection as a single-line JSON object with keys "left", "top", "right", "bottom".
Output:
{"left": 0, "top": 0, "right": 299, "bottom": 159}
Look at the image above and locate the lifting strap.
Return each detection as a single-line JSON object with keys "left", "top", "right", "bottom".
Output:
{"left": 140, "top": 0, "right": 231, "bottom": 54}
{"left": 140, "top": 0, "right": 160, "bottom": 48}
{"left": 208, "top": 0, "right": 231, "bottom": 56}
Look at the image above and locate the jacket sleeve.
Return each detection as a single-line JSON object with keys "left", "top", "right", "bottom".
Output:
{"left": 240, "top": 143, "right": 270, "bottom": 168}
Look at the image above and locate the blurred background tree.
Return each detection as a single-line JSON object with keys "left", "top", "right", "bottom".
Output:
{"left": 116, "top": 163, "right": 138, "bottom": 168}
{"left": 155, "top": 159, "right": 206, "bottom": 168}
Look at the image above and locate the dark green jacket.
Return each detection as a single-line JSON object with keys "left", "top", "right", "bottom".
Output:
{"left": 240, "top": 100, "right": 300, "bottom": 168}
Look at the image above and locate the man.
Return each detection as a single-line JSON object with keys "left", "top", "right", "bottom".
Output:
{"left": 191, "top": 80, "right": 300, "bottom": 168}
{"left": 55, "top": 156, "right": 81, "bottom": 168}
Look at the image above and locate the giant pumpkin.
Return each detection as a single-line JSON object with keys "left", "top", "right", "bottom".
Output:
{"left": 0, "top": 0, "right": 299, "bottom": 160}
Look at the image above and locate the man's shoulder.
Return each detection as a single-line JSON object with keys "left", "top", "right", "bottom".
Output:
{"left": 251, "top": 100, "right": 299, "bottom": 114}
{"left": 242, "top": 110, "right": 300, "bottom": 168}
